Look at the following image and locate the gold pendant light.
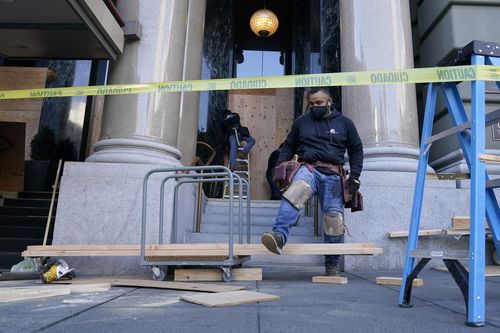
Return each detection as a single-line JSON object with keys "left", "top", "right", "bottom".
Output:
{"left": 250, "top": 8, "right": 279, "bottom": 37}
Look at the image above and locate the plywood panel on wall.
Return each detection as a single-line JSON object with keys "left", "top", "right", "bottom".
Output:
{"left": 228, "top": 88, "right": 294, "bottom": 200}
{"left": 0, "top": 67, "right": 48, "bottom": 160}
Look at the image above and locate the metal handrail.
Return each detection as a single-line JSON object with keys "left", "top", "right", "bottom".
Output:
{"left": 141, "top": 165, "right": 238, "bottom": 262}
{"left": 172, "top": 176, "right": 251, "bottom": 244}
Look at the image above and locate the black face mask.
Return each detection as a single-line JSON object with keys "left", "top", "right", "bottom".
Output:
{"left": 310, "top": 105, "right": 329, "bottom": 120}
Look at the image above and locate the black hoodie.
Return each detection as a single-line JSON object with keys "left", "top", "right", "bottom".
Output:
{"left": 276, "top": 109, "right": 363, "bottom": 179}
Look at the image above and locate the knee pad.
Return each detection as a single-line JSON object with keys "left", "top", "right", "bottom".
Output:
{"left": 323, "top": 212, "right": 344, "bottom": 236}
{"left": 282, "top": 180, "right": 312, "bottom": 210}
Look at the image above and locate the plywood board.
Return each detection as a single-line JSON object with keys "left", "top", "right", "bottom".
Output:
{"left": 375, "top": 277, "right": 423, "bottom": 287}
{"left": 181, "top": 290, "right": 279, "bottom": 307}
{"left": 0, "top": 286, "right": 70, "bottom": 303}
{"left": 388, "top": 229, "right": 445, "bottom": 238}
{"left": 0, "top": 67, "right": 48, "bottom": 112}
{"left": 68, "top": 284, "right": 111, "bottom": 293}
{"left": 228, "top": 88, "right": 294, "bottom": 200}
{"left": 174, "top": 268, "right": 262, "bottom": 282}
{"left": 109, "top": 279, "right": 244, "bottom": 293}
{"left": 23, "top": 243, "right": 384, "bottom": 257}
{"left": 312, "top": 276, "right": 348, "bottom": 284}
{"left": 0, "top": 67, "right": 48, "bottom": 161}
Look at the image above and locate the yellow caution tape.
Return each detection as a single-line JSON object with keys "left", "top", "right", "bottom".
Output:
{"left": 0, "top": 65, "right": 498, "bottom": 100}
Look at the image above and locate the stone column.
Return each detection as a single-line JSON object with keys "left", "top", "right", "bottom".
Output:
{"left": 87, "top": 0, "right": 190, "bottom": 165}
{"left": 177, "top": 0, "right": 207, "bottom": 165}
{"left": 52, "top": 0, "right": 207, "bottom": 275}
{"left": 340, "top": 0, "right": 420, "bottom": 172}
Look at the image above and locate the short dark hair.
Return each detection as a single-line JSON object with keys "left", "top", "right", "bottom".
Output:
{"left": 223, "top": 109, "right": 231, "bottom": 115}
{"left": 307, "top": 87, "right": 331, "bottom": 97}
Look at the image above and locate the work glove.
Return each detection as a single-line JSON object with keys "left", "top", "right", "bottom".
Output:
{"left": 347, "top": 177, "right": 360, "bottom": 194}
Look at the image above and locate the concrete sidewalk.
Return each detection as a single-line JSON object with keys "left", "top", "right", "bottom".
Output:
{"left": 1, "top": 266, "right": 500, "bottom": 333}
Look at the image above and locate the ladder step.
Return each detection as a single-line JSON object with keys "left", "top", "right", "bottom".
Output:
{"left": 479, "top": 154, "right": 500, "bottom": 163}
{"left": 485, "top": 108, "right": 500, "bottom": 127}
{"left": 410, "top": 249, "right": 469, "bottom": 260}
{"left": 426, "top": 173, "right": 470, "bottom": 180}
{"left": 425, "top": 121, "right": 470, "bottom": 144}
{"left": 486, "top": 178, "right": 500, "bottom": 189}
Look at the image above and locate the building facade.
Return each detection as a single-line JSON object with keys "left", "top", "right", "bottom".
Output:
{"left": 0, "top": 0, "right": 499, "bottom": 273}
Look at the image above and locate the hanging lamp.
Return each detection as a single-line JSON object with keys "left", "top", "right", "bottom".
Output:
{"left": 249, "top": 8, "right": 279, "bottom": 37}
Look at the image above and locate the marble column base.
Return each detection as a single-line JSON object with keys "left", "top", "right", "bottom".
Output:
{"left": 52, "top": 161, "right": 198, "bottom": 276}
{"left": 362, "top": 146, "right": 431, "bottom": 173}
{"left": 86, "top": 136, "right": 182, "bottom": 165}
{"left": 345, "top": 170, "right": 473, "bottom": 271}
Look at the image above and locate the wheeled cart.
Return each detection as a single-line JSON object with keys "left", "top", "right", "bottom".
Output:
{"left": 141, "top": 165, "right": 251, "bottom": 282}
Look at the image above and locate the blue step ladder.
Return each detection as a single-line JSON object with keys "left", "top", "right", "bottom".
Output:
{"left": 399, "top": 40, "right": 500, "bottom": 327}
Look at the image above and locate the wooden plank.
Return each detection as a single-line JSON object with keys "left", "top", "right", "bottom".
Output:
{"left": 376, "top": 277, "right": 423, "bottom": 287}
{"left": 174, "top": 268, "right": 262, "bottom": 282}
{"left": 312, "top": 276, "right": 348, "bottom": 284}
{"left": 68, "top": 284, "right": 111, "bottom": 293}
{"left": 451, "top": 216, "right": 489, "bottom": 230}
{"left": 0, "top": 283, "right": 109, "bottom": 294}
{"left": 52, "top": 276, "right": 150, "bottom": 285}
{"left": 22, "top": 243, "right": 384, "bottom": 257}
{"left": 444, "top": 229, "right": 471, "bottom": 236}
{"left": 388, "top": 229, "right": 445, "bottom": 238}
{"left": 181, "top": 290, "right": 279, "bottom": 307}
{"left": 0, "top": 287, "right": 71, "bottom": 303}
{"left": 109, "top": 279, "right": 244, "bottom": 293}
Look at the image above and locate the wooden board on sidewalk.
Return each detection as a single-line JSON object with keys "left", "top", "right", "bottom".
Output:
{"left": 22, "top": 243, "right": 383, "bottom": 257}
{"left": 109, "top": 279, "right": 245, "bottom": 293}
{"left": 54, "top": 277, "right": 244, "bottom": 293}
{"left": 376, "top": 277, "right": 423, "bottom": 287}
{"left": 0, "top": 286, "right": 71, "bottom": 303}
{"left": 181, "top": 290, "right": 279, "bottom": 307}
{"left": 312, "top": 276, "right": 348, "bottom": 284}
{"left": 174, "top": 268, "right": 262, "bottom": 282}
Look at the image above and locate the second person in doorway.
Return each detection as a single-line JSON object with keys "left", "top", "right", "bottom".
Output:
{"left": 222, "top": 109, "right": 256, "bottom": 171}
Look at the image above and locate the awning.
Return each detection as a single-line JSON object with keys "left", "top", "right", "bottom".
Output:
{"left": 0, "top": 0, "right": 124, "bottom": 60}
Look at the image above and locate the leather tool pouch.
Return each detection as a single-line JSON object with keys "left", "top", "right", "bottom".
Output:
{"left": 345, "top": 190, "right": 364, "bottom": 212}
{"left": 273, "top": 156, "right": 301, "bottom": 191}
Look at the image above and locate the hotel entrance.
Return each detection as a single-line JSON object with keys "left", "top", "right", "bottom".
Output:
{"left": 198, "top": 0, "right": 341, "bottom": 199}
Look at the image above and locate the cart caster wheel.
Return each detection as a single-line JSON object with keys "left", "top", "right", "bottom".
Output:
{"left": 492, "top": 249, "right": 500, "bottom": 266}
{"left": 221, "top": 269, "right": 232, "bottom": 283}
{"left": 152, "top": 266, "right": 166, "bottom": 281}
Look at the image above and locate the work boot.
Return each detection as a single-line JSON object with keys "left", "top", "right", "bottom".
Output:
{"left": 261, "top": 231, "right": 284, "bottom": 255}
{"left": 325, "top": 263, "right": 341, "bottom": 277}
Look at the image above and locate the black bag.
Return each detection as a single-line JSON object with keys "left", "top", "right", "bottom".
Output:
{"left": 239, "top": 126, "right": 250, "bottom": 137}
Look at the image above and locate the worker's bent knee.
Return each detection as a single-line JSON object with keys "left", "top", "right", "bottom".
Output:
{"left": 282, "top": 180, "right": 312, "bottom": 210}
{"left": 323, "top": 212, "right": 344, "bottom": 236}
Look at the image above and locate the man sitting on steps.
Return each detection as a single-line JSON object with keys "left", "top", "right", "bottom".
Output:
{"left": 261, "top": 87, "right": 364, "bottom": 276}
{"left": 222, "top": 109, "right": 256, "bottom": 171}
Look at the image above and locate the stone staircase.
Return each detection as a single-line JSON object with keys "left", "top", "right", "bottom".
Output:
{"left": 0, "top": 192, "right": 55, "bottom": 272}
{"left": 183, "top": 198, "right": 324, "bottom": 265}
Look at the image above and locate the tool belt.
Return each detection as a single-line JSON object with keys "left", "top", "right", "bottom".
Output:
{"left": 312, "top": 161, "right": 345, "bottom": 177}
{"left": 313, "top": 161, "right": 364, "bottom": 212}
{"left": 272, "top": 155, "right": 301, "bottom": 191}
